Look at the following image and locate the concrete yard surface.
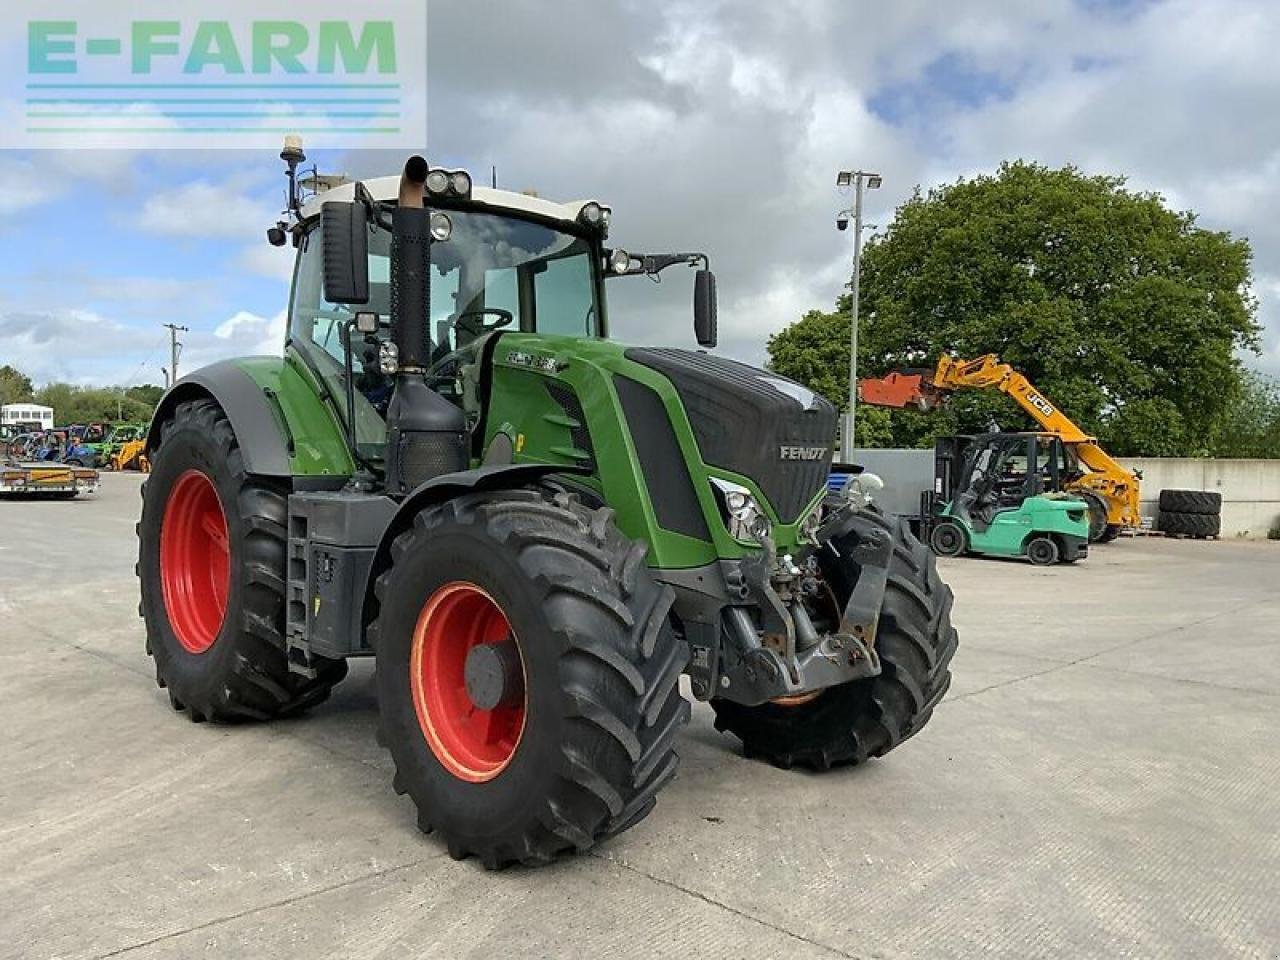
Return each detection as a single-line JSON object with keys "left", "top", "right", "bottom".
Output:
{"left": 2, "top": 474, "right": 1278, "bottom": 960}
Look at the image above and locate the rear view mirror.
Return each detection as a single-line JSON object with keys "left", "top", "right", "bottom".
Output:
{"left": 321, "top": 202, "right": 370, "bottom": 304}
{"left": 694, "top": 269, "right": 718, "bottom": 349}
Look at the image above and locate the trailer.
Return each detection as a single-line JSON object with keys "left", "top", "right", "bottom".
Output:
{"left": 0, "top": 461, "right": 99, "bottom": 498}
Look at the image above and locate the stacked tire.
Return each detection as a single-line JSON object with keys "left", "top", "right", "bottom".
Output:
{"left": 1158, "top": 489, "right": 1221, "bottom": 539}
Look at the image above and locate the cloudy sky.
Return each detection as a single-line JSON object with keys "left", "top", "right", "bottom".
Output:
{"left": 3, "top": 0, "right": 1280, "bottom": 386}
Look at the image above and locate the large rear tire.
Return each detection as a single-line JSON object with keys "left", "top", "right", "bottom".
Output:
{"left": 1079, "top": 491, "right": 1110, "bottom": 543}
{"left": 711, "top": 511, "right": 957, "bottom": 771}
{"left": 138, "top": 398, "right": 346, "bottom": 722}
{"left": 369, "top": 489, "right": 690, "bottom": 869}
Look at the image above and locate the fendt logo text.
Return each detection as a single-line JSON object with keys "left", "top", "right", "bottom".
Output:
{"left": 780, "top": 446, "right": 830, "bottom": 462}
{"left": 2, "top": 1, "right": 426, "bottom": 150}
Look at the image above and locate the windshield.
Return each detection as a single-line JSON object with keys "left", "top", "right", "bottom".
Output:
{"left": 291, "top": 208, "right": 601, "bottom": 371}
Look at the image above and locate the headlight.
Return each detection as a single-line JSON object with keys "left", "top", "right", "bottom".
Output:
{"left": 425, "top": 169, "right": 450, "bottom": 195}
{"left": 578, "top": 202, "right": 605, "bottom": 227}
{"left": 449, "top": 171, "right": 472, "bottom": 196}
{"left": 430, "top": 212, "right": 454, "bottom": 242}
{"left": 609, "top": 249, "right": 632, "bottom": 274}
{"left": 710, "top": 477, "right": 770, "bottom": 542}
{"left": 800, "top": 507, "right": 822, "bottom": 543}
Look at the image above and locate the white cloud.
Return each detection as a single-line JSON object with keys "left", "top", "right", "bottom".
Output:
{"left": 211, "top": 310, "right": 287, "bottom": 357}
{"left": 0, "top": 305, "right": 286, "bottom": 387}
{"left": 136, "top": 174, "right": 271, "bottom": 240}
{"left": 238, "top": 243, "right": 297, "bottom": 284}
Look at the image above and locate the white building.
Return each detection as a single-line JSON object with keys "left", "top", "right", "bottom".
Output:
{"left": 1, "top": 404, "right": 54, "bottom": 431}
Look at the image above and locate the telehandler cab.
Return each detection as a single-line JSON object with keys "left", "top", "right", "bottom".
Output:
{"left": 138, "top": 144, "right": 958, "bottom": 868}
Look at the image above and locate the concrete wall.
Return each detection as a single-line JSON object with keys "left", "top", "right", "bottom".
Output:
{"left": 1119, "top": 458, "right": 1280, "bottom": 539}
{"left": 853, "top": 449, "right": 1280, "bottom": 539}
{"left": 851, "top": 448, "right": 935, "bottom": 518}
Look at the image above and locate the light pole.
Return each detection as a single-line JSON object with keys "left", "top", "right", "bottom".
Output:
{"left": 836, "top": 170, "right": 882, "bottom": 462}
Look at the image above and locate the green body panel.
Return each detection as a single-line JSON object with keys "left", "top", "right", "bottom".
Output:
{"left": 483, "top": 333, "right": 821, "bottom": 571}
{"left": 943, "top": 495, "right": 1088, "bottom": 558}
{"left": 236, "top": 351, "right": 356, "bottom": 478}
{"left": 233, "top": 334, "right": 822, "bottom": 571}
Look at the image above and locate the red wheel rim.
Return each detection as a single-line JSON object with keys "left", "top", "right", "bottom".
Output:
{"left": 410, "top": 582, "right": 527, "bottom": 783}
{"left": 159, "top": 470, "right": 230, "bottom": 654}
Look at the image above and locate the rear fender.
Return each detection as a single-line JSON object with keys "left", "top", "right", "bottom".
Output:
{"left": 146, "top": 358, "right": 353, "bottom": 480}
{"left": 147, "top": 361, "right": 294, "bottom": 476}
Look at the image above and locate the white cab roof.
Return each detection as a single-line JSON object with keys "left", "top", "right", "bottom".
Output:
{"left": 301, "top": 175, "right": 596, "bottom": 227}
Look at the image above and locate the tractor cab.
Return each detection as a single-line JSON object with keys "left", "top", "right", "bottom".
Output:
{"left": 285, "top": 170, "right": 716, "bottom": 478}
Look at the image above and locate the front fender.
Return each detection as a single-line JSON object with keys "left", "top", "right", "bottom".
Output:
{"left": 360, "top": 463, "right": 590, "bottom": 629}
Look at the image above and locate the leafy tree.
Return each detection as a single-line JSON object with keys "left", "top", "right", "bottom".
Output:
{"left": 125, "top": 384, "right": 165, "bottom": 409}
{"left": 768, "top": 162, "right": 1260, "bottom": 456}
{"left": 33, "top": 383, "right": 157, "bottom": 426}
{"left": 0, "top": 365, "right": 35, "bottom": 406}
{"left": 1209, "top": 371, "right": 1280, "bottom": 458}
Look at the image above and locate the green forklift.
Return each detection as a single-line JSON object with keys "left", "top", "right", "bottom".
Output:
{"left": 924, "top": 433, "right": 1089, "bottom": 565}
{"left": 137, "top": 146, "right": 959, "bottom": 869}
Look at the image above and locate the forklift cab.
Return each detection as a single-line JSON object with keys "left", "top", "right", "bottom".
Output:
{"left": 938, "top": 433, "right": 1068, "bottom": 533}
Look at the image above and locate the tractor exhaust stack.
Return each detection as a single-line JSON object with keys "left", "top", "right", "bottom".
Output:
{"left": 385, "top": 155, "right": 468, "bottom": 495}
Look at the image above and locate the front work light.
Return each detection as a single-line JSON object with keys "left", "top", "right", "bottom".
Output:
{"left": 430, "top": 212, "right": 454, "bottom": 242}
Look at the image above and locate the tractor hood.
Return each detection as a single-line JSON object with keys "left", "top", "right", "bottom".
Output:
{"left": 623, "top": 348, "right": 837, "bottom": 523}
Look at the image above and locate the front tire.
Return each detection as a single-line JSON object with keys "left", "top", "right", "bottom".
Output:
{"left": 139, "top": 398, "right": 346, "bottom": 722}
{"left": 369, "top": 489, "right": 690, "bottom": 869}
{"left": 712, "top": 511, "right": 958, "bottom": 770}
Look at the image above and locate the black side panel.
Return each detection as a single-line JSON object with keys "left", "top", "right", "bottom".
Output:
{"left": 147, "top": 361, "right": 295, "bottom": 476}
{"left": 625, "top": 348, "right": 837, "bottom": 522}
{"left": 614, "top": 375, "right": 711, "bottom": 542}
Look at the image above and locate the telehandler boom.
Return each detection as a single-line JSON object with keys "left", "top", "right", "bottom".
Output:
{"left": 859, "top": 354, "right": 1141, "bottom": 542}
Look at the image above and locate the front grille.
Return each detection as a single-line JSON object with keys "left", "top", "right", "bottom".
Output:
{"left": 625, "top": 348, "right": 836, "bottom": 523}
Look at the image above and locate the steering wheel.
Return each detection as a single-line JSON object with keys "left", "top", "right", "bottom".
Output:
{"left": 454, "top": 308, "right": 514, "bottom": 337}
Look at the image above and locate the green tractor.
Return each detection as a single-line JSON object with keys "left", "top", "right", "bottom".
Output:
{"left": 138, "top": 146, "right": 958, "bottom": 869}
{"left": 926, "top": 433, "right": 1090, "bottom": 565}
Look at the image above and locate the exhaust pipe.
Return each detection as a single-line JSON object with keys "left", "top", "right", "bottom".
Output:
{"left": 399, "top": 154, "right": 428, "bottom": 209}
{"left": 385, "top": 155, "right": 468, "bottom": 495}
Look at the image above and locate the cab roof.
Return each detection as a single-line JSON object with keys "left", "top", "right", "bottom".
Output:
{"left": 300, "top": 175, "right": 597, "bottom": 228}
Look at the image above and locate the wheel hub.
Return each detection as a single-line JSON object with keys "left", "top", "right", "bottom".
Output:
{"left": 410, "top": 582, "right": 527, "bottom": 783}
{"left": 463, "top": 641, "right": 524, "bottom": 711}
{"left": 159, "top": 469, "right": 230, "bottom": 654}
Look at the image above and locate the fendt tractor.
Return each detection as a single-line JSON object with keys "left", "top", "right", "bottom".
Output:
{"left": 138, "top": 142, "right": 958, "bottom": 868}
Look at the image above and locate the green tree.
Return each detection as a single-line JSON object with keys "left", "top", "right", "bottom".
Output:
{"left": 33, "top": 383, "right": 156, "bottom": 426}
{"left": 768, "top": 162, "right": 1260, "bottom": 456}
{"left": 125, "top": 384, "right": 165, "bottom": 409}
{"left": 0, "top": 365, "right": 35, "bottom": 406}
{"left": 1209, "top": 371, "right": 1280, "bottom": 458}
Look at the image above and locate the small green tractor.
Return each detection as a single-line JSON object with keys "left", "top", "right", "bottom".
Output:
{"left": 926, "top": 433, "right": 1090, "bottom": 565}
{"left": 138, "top": 144, "right": 958, "bottom": 868}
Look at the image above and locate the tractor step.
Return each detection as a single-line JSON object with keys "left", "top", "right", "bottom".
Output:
{"left": 286, "top": 490, "right": 397, "bottom": 670}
